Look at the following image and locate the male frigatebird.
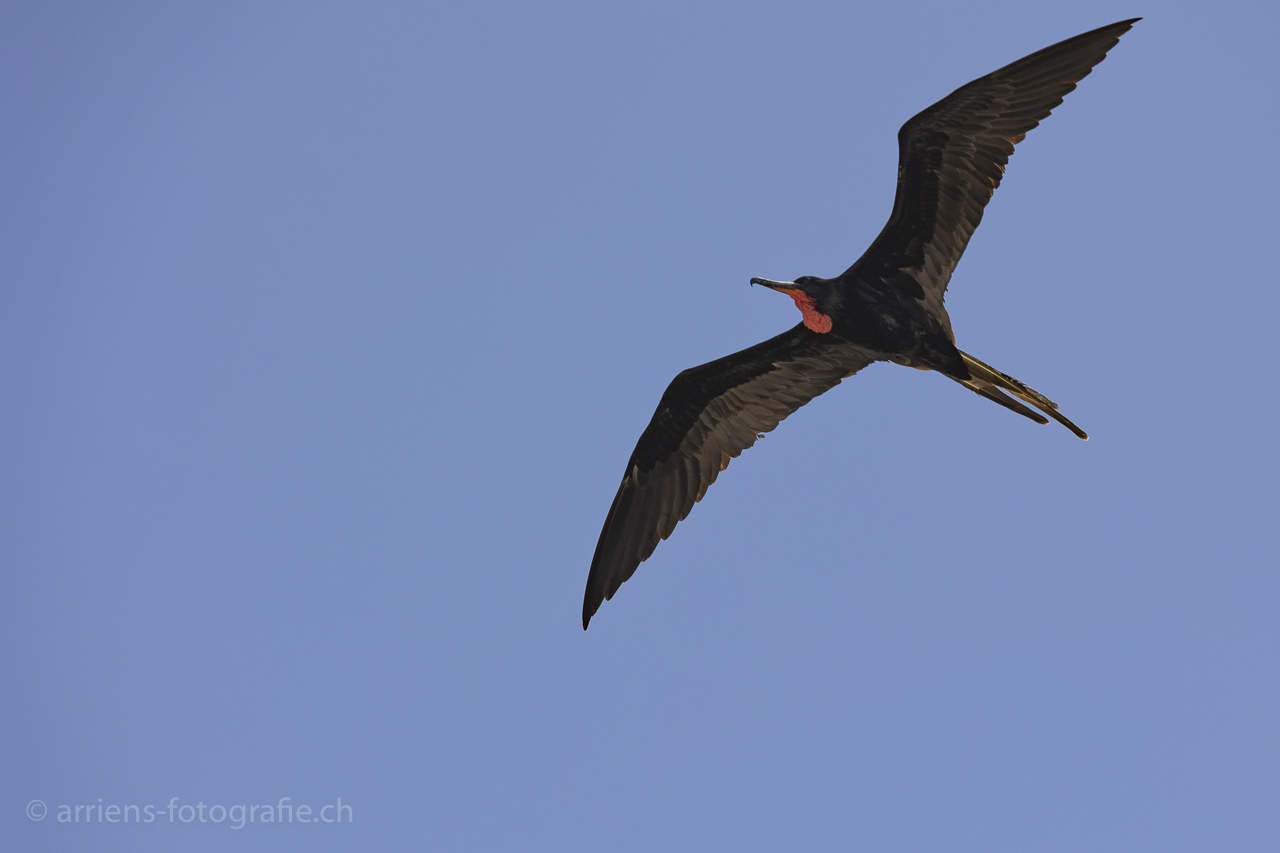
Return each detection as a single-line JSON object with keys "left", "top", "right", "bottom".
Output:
{"left": 583, "top": 19, "right": 1138, "bottom": 628}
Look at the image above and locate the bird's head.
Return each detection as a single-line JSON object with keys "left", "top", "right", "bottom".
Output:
{"left": 751, "top": 276, "right": 835, "bottom": 334}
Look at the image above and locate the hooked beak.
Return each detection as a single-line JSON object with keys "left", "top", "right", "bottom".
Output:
{"left": 750, "top": 277, "right": 798, "bottom": 292}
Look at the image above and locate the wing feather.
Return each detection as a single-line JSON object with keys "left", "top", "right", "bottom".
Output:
{"left": 846, "top": 19, "right": 1138, "bottom": 325}
{"left": 582, "top": 325, "right": 875, "bottom": 627}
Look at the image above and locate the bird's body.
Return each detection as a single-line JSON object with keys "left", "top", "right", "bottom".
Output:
{"left": 583, "top": 19, "right": 1138, "bottom": 628}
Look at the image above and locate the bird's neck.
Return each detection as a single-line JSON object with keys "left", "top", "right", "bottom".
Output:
{"left": 786, "top": 291, "right": 833, "bottom": 334}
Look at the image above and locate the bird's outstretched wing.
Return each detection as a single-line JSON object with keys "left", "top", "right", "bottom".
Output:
{"left": 583, "top": 326, "right": 875, "bottom": 628}
{"left": 848, "top": 18, "right": 1138, "bottom": 321}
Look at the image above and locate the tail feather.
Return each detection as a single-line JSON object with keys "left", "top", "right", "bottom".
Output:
{"left": 956, "top": 351, "right": 1088, "bottom": 440}
{"left": 969, "top": 383, "right": 1049, "bottom": 424}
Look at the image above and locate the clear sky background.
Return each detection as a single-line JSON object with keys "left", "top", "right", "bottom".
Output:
{"left": 3, "top": 2, "right": 1277, "bottom": 851}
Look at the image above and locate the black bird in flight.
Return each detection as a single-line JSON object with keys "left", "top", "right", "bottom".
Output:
{"left": 583, "top": 19, "right": 1138, "bottom": 629}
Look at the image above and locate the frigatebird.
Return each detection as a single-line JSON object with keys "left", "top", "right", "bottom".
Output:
{"left": 583, "top": 19, "right": 1137, "bottom": 628}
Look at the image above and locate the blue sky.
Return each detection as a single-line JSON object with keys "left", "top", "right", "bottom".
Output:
{"left": 4, "top": 2, "right": 1278, "bottom": 851}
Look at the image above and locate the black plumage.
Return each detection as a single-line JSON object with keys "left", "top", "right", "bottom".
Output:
{"left": 583, "top": 19, "right": 1138, "bottom": 629}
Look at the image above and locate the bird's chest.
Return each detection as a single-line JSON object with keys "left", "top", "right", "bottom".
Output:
{"left": 831, "top": 291, "right": 921, "bottom": 353}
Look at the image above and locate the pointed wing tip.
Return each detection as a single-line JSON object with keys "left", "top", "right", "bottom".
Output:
{"left": 582, "top": 594, "right": 600, "bottom": 630}
{"left": 1113, "top": 19, "right": 1141, "bottom": 38}
{"left": 1103, "top": 18, "right": 1141, "bottom": 41}
{"left": 1098, "top": 18, "right": 1140, "bottom": 33}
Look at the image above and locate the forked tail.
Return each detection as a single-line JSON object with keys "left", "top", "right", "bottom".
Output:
{"left": 955, "top": 351, "right": 1088, "bottom": 440}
